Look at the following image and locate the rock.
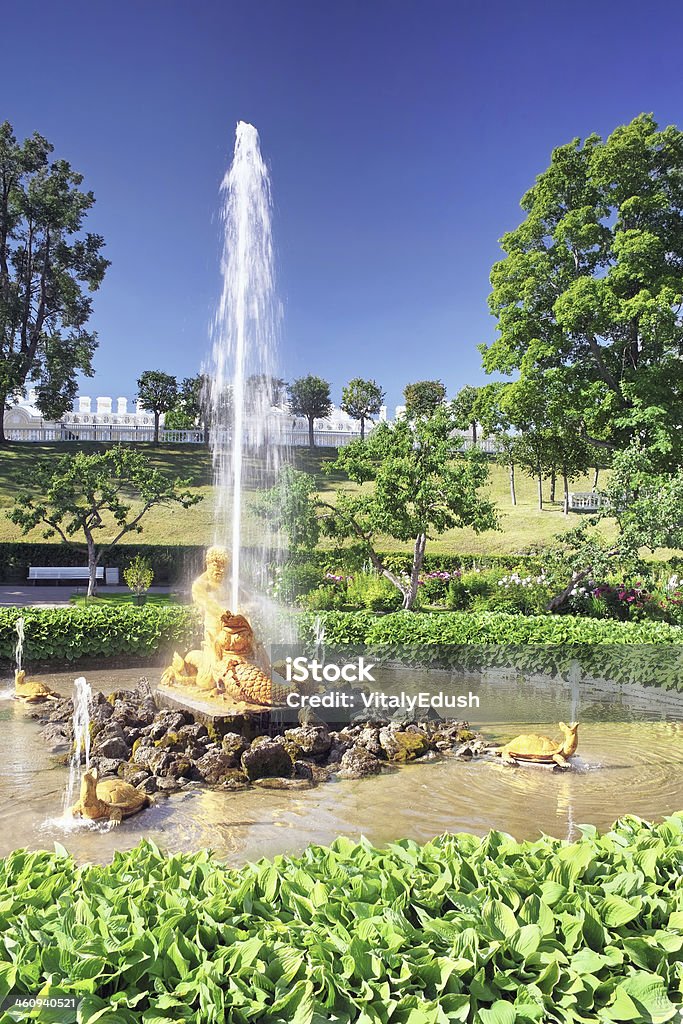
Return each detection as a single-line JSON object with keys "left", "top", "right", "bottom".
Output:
{"left": 40, "top": 722, "right": 71, "bottom": 751}
{"left": 136, "top": 776, "right": 157, "bottom": 795}
{"left": 221, "top": 732, "right": 249, "bottom": 762}
{"left": 310, "top": 764, "right": 334, "bottom": 784}
{"left": 293, "top": 759, "right": 314, "bottom": 781}
{"left": 146, "top": 750, "right": 174, "bottom": 776}
{"left": 325, "top": 733, "right": 354, "bottom": 764}
{"left": 350, "top": 708, "right": 389, "bottom": 727}
{"left": 219, "top": 769, "right": 251, "bottom": 790}
{"left": 252, "top": 777, "right": 312, "bottom": 790}
{"left": 298, "top": 707, "right": 328, "bottom": 729}
{"left": 284, "top": 725, "right": 331, "bottom": 758}
{"left": 337, "top": 745, "right": 384, "bottom": 779}
{"left": 355, "top": 726, "right": 384, "bottom": 757}
{"left": 123, "top": 727, "right": 143, "bottom": 746}
{"left": 155, "top": 776, "right": 181, "bottom": 792}
{"left": 131, "top": 739, "right": 155, "bottom": 766}
{"left": 379, "top": 726, "right": 430, "bottom": 762}
{"left": 91, "top": 756, "right": 126, "bottom": 777}
{"left": 241, "top": 736, "right": 293, "bottom": 780}
{"left": 93, "top": 735, "right": 130, "bottom": 760}
{"left": 178, "top": 722, "right": 209, "bottom": 744}
{"left": 195, "top": 748, "right": 238, "bottom": 784}
{"left": 121, "top": 763, "right": 149, "bottom": 784}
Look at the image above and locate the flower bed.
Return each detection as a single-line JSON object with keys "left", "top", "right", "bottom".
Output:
{"left": 0, "top": 815, "right": 681, "bottom": 1023}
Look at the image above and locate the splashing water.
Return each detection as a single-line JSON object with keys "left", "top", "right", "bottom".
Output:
{"left": 14, "top": 616, "right": 25, "bottom": 676}
{"left": 63, "top": 677, "right": 92, "bottom": 814}
{"left": 313, "top": 614, "right": 326, "bottom": 664}
{"left": 209, "top": 122, "right": 285, "bottom": 612}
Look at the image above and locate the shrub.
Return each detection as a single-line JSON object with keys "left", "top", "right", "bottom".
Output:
{"left": 0, "top": 605, "right": 200, "bottom": 663}
{"left": 346, "top": 570, "right": 404, "bottom": 611}
{"left": 272, "top": 562, "right": 325, "bottom": 602}
{"left": 123, "top": 555, "right": 154, "bottom": 604}
{"left": 0, "top": 817, "right": 681, "bottom": 1023}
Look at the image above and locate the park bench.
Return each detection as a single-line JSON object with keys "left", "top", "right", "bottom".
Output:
{"left": 28, "top": 566, "right": 105, "bottom": 585}
{"left": 567, "top": 492, "right": 608, "bottom": 512}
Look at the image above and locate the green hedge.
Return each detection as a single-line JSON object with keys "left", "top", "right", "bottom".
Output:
{"left": 0, "top": 816, "right": 681, "bottom": 1022}
{"left": 0, "top": 542, "right": 207, "bottom": 585}
{"left": 0, "top": 605, "right": 200, "bottom": 662}
{"left": 298, "top": 610, "right": 683, "bottom": 690}
{"left": 300, "top": 609, "right": 683, "bottom": 646}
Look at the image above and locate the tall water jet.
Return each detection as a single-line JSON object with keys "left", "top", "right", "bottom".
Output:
{"left": 210, "top": 122, "right": 284, "bottom": 612}
{"left": 14, "top": 616, "right": 24, "bottom": 677}
{"left": 63, "top": 676, "right": 92, "bottom": 814}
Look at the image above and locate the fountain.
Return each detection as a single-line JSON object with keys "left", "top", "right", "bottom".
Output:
{"left": 14, "top": 616, "right": 24, "bottom": 677}
{"left": 63, "top": 676, "right": 92, "bottom": 814}
{"left": 159, "top": 123, "right": 301, "bottom": 722}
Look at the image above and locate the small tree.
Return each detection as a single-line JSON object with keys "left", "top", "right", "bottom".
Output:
{"left": 403, "top": 380, "right": 447, "bottom": 419}
{"left": 165, "top": 374, "right": 209, "bottom": 432}
{"left": 123, "top": 555, "right": 154, "bottom": 605}
{"left": 452, "top": 385, "right": 481, "bottom": 445}
{"left": 340, "top": 378, "right": 385, "bottom": 440}
{"left": 263, "top": 405, "right": 497, "bottom": 609}
{"left": 7, "top": 448, "right": 201, "bottom": 596}
{"left": 137, "top": 370, "right": 178, "bottom": 443}
{"left": 288, "top": 375, "right": 332, "bottom": 448}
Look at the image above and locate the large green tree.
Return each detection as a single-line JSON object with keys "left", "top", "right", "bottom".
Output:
{"left": 340, "top": 377, "right": 385, "bottom": 440}
{"left": 7, "top": 448, "right": 201, "bottom": 596}
{"left": 287, "top": 375, "right": 332, "bottom": 448}
{"left": 403, "top": 380, "right": 446, "bottom": 419}
{"left": 265, "top": 405, "right": 497, "bottom": 609}
{"left": 137, "top": 370, "right": 178, "bottom": 443}
{"left": 481, "top": 114, "right": 683, "bottom": 469}
{"left": 0, "top": 122, "right": 109, "bottom": 443}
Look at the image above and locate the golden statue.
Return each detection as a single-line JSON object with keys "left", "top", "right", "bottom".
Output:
{"left": 161, "top": 546, "right": 293, "bottom": 707}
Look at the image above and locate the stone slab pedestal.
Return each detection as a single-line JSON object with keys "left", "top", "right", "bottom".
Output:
{"left": 154, "top": 684, "right": 296, "bottom": 739}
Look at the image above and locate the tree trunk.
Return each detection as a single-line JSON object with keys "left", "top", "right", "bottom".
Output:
{"left": 308, "top": 416, "right": 315, "bottom": 448}
{"left": 562, "top": 468, "right": 569, "bottom": 515}
{"left": 471, "top": 421, "right": 477, "bottom": 445}
{"left": 0, "top": 394, "right": 7, "bottom": 445}
{"left": 403, "top": 532, "right": 427, "bottom": 610}
{"left": 87, "top": 539, "right": 98, "bottom": 598}
{"left": 509, "top": 462, "right": 516, "bottom": 506}
{"left": 549, "top": 469, "right": 556, "bottom": 503}
{"left": 153, "top": 411, "right": 160, "bottom": 444}
{"left": 593, "top": 466, "right": 600, "bottom": 490}
{"left": 360, "top": 416, "right": 365, "bottom": 441}
{"left": 537, "top": 471, "right": 543, "bottom": 510}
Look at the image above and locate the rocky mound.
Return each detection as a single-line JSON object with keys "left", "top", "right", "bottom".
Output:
{"left": 33, "top": 679, "right": 489, "bottom": 795}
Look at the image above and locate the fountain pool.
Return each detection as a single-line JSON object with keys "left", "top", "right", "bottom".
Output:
{"left": 1, "top": 665, "right": 681, "bottom": 864}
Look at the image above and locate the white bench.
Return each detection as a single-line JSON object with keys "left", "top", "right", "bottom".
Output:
{"left": 567, "top": 492, "right": 608, "bottom": 512}
{"left": 28, "top": 567, "right": 105, "bottom": 585}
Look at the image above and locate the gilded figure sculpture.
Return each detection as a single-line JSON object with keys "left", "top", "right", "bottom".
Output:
{"left": 161, "top": 546, "right": 294, "bottom": 706}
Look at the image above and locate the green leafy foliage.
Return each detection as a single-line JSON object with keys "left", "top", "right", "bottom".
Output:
{"left": 0, "top": 121, "right": 109, "bottom": 439}
{"left": 340, "top": 377, "right": 385, "bottom": 440}
{"left": 0, "top": 816, "right": 681, "bottom": 1022}
{"left": 481, "top": 113, "right": 683, "bottom": 469}
{"left": 0, "top": 605, "right": 199, "bottom": 661}
{"left": 123, "top": 555, "right": 154, "bottom": 602}
{"left": 6, "top": 448, "right": 202, "bottom": 595}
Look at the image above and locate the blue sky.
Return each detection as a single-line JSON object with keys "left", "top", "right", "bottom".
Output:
{"left": 2, "top": 0, "right": 682, "bottom": 411}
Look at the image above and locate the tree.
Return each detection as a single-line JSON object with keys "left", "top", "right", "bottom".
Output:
{"left": 123, "top": 555, "right": 154, "bottom": 605}
{"left": 264, "top": 405, "right": 497, "bottom": 609}
{"left": 246, "top": 374, "right": 287, "bottom": 408}
{"left": 165, "top": 374, "right": 209, "bottom": 432}
{"left": 547, "top": 441, "right": 683, "bottom": 611}
{"left": 7, "top": 448, "right": 201, "bottom": 596}
{"left": 481, "top": 114, "right": 683, "bottom": 471}
{"left": 0, "top": 122, "right": 109, "bottom": 444}
{"left": 287, "top": 375, "right": 332, "bottom": 448}
{"left": 452, "top": 385, "right": 481, "bottom": 445}
{"left": 403, "top": 380, "right": 447, "bottom": 419}
{"left": 137, "top": 370, "right": 178, "bottom": 443}
{"left": 340, "top": 377, "right": 385, "bottom": 440}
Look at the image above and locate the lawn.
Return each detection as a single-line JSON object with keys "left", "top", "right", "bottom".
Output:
{"left": 0, "top": 440, "right": 673, "bottom": 559}
{"left": 70, "top": 593, "right": 179, "bottom": 606}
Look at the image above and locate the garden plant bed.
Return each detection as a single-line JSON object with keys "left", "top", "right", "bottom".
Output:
{"left": 0, "top": 815, "right": 681, "bottom": 1023}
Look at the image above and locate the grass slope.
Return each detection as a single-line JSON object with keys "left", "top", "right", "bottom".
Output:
{"left": 0, "top": 442, "right": 673, "bottom": 559}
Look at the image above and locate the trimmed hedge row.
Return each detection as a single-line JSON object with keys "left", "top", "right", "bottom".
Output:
{"left": 0, "top": 542, "right": 207, "bottom": 584}
{"left": 0, "top": 605, "right": 200, "bottom": 662}
{"left": 0, "top": 817, "right": 681, "bottom": 1023}
{"left": 299, "top": 609, "right": 683, "bottom": 646}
